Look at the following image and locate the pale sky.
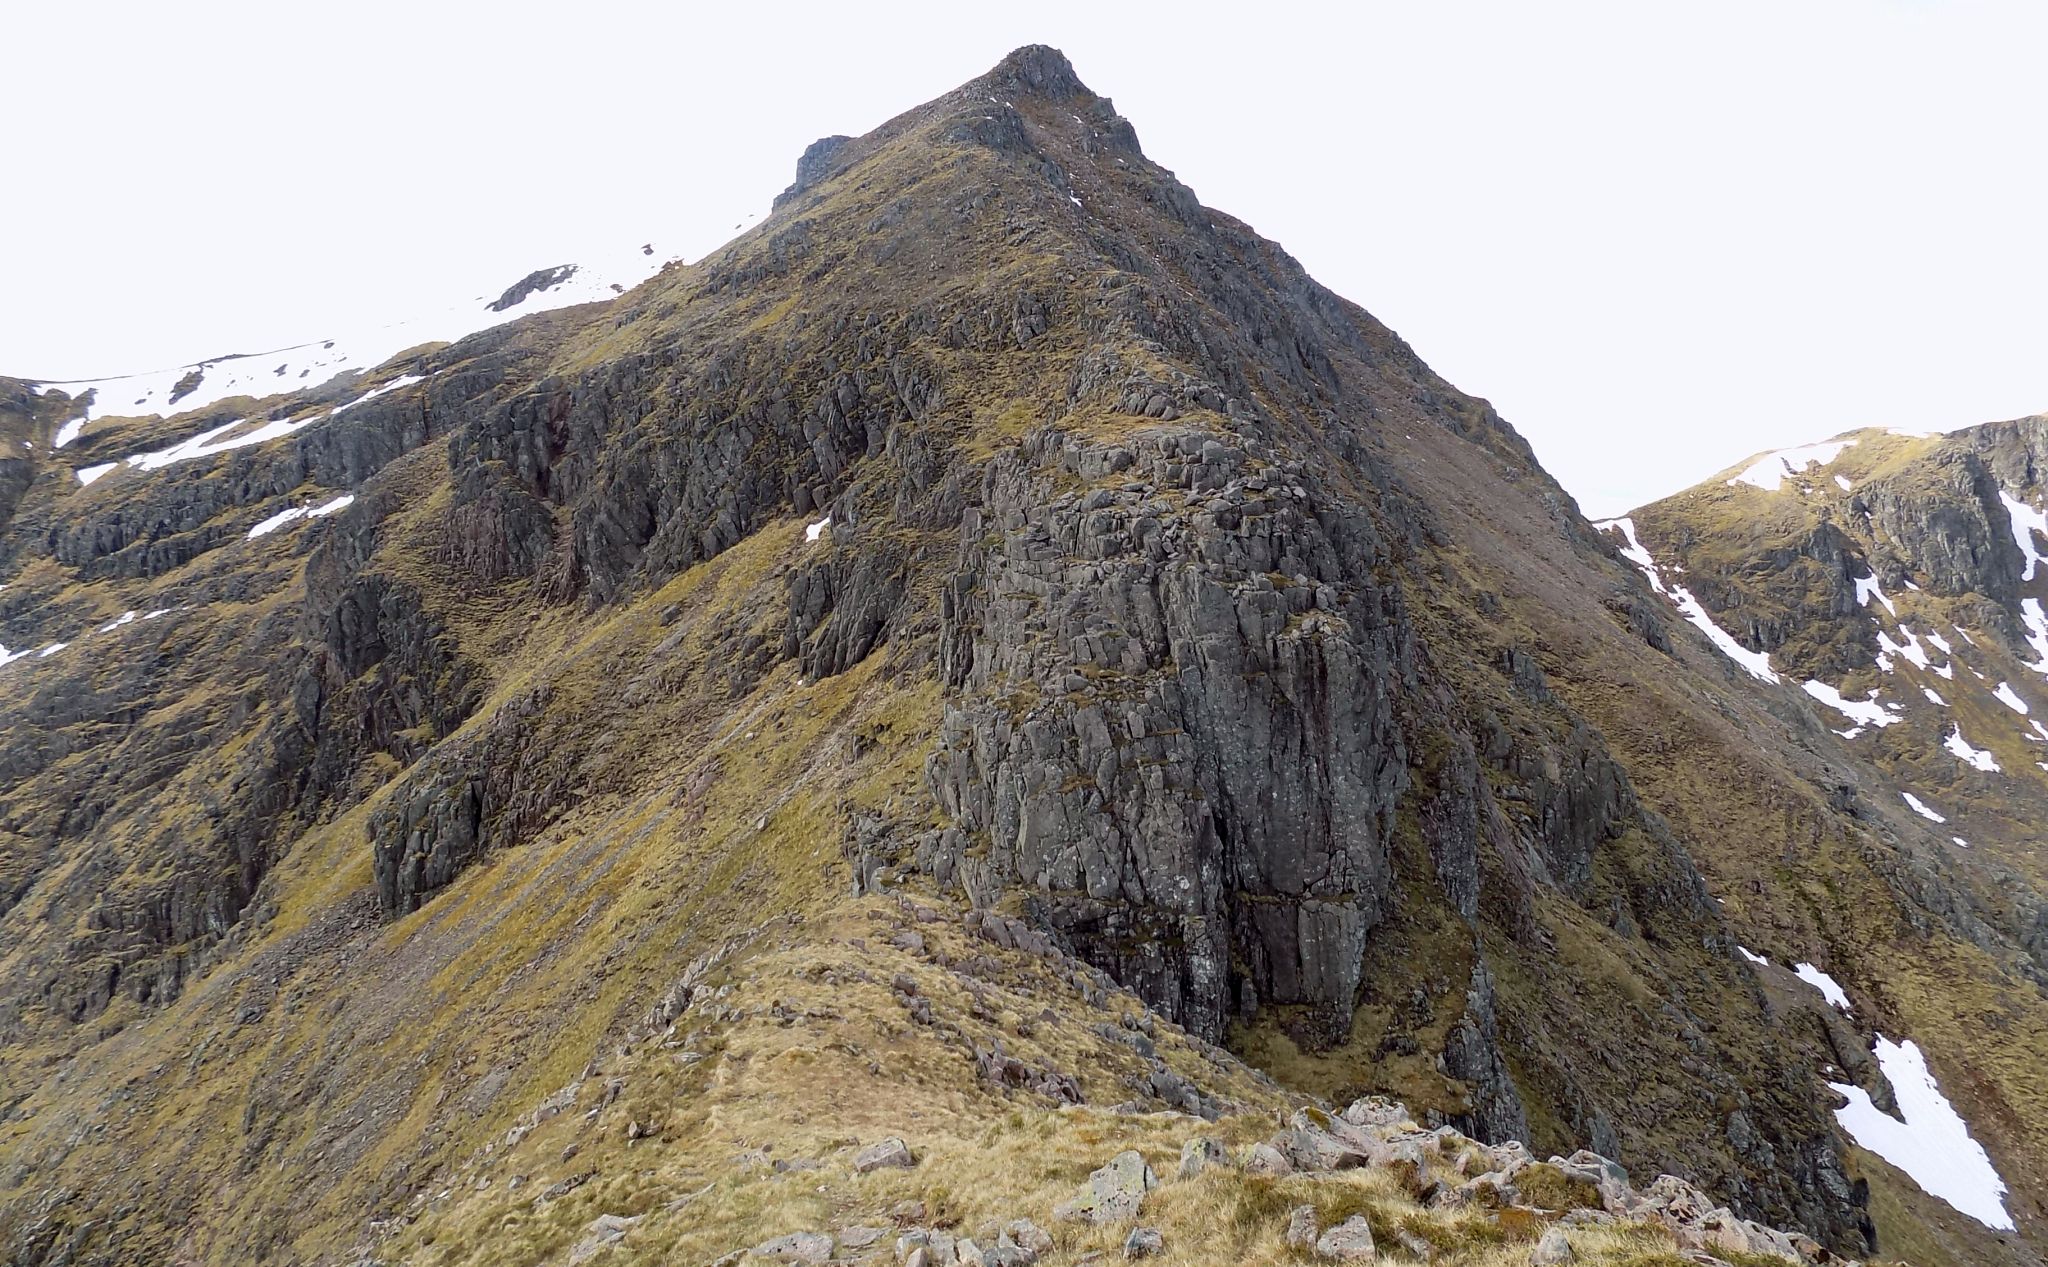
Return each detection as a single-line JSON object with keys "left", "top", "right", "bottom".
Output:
{"left": 6, "top": 1, "right": 2044, "bottom": 515}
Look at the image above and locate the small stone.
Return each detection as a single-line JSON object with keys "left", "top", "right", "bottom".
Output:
{"left": 1395, "top": 1230, "right": 1435, "bottom": 1261}
{"left": 854, "top": 1137, "right": 917, "bottom": 1172}
{"left": 1314, "top": 1215, "right": 1377, "bottom": 1261}
{"left": 751, "top": 1230, "right": 834, "bottom": 1264}
{"left": 1283, "top": 1205, "right": 1319, "bottom": 1248}
{"left": 837, "top": 1226, "right": 886, "bottom": 1250}
{"left": 1530, "top": 1227, "right": 1574, "bottom": 1265}
{"left": 1123, "top": 1226, "right": 1164, "bottom": 1259}
{"left": 890, "top": 1199, "right": 929, "bottom": 1225}
{"left": 904, "top": 1249, "right": 931, "bottom": 1267}
{"left": 1177, "top": 1136, "right": 1229, "bottom": 1179}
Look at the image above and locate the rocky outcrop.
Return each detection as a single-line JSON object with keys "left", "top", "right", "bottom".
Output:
{"left": 775, "top": 135, "right": 853, "bottom": 208}
{"left": 925, "top": 424, "right": 1410, "bottom": 1044}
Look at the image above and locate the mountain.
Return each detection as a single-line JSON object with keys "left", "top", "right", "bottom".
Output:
{"left": 0, "top": 45, "right": 2037, "bottom": 1266}
{"left": 1614, "top": 420, "right": 2048, "bottom": 1263}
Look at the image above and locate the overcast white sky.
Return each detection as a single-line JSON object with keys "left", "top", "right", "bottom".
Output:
{"left": 6, "top": 1, "right": 2044, "bottom": 515}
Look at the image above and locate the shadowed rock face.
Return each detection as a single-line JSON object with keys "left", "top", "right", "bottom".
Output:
{"left": 42, "top": 44, "right": 2048, "bottom": 1264}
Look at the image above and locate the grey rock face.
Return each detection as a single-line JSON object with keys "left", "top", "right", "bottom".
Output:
{"left": 925, "top": 427, "right": 1410, "bottom": 1044}
{"left": 1439, "top": 963, "right": 1530, "bottom": 1145}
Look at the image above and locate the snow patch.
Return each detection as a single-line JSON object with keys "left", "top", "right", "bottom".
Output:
{"left": 127, "top": 414, "right": 318, "bottom": 473}
{"left": 1902, "top": 792, "right": 1947, "bottom": 823}
{"left": 97, "top": 611, "right": 138, "bottom": 634}
{"left": 1829, "top": 1037, "right": 2013, "bottom": 1229}
{"left": 1999, "top": 490, "right": 2048, "bottom": 581}
{"left": 1877, "top": 626, "right": 1932, "bottom": 672}
{"left": 1802, "top": 680, "right": 1902, "bottom": 730}
{"left": 1795, "top": 962, "right": 1853, "bottom": 1010}
{"left": 28, "top": 239, "right": 680, "bottom": 428}
{"left": 1672, "top": 585, "right": 1778, "bottom": 682}
{"left": 1922, "top": 687, "right": 1948, "bottom": 706}
{"left": 247, "top": 492, "right": 355, "bottom": 539}
{"left": 804, "top": 515, "right": 832, "bottom": 543}
{"left": 1726, "top": 439, "right": 1858, "bottom": 492}
{"left": 1943, "top": 727, "right": 2000, "bottom": 772}
{"left": 1835, "top": 474, "right": 1854, "bottom": 492}
{"left": 1854, "top": 574, "right": 1896, "bottom": 616}
{"left": 2021, "top": 600, "right": 2048, "bottom": 675}
{"left": 76, "top": 462, "right": 117, "bottom": 487}
{"left": 337, "top": 374, "right": 425, "bottom": 413}
{"left": 1992, "top": 681, "right": 2028, "bottom": 715}
{"left": 1953, "top": 836, "right": 1971, "bottom": 848}
{"left": 1595, "top": 517, "right": 1666, "bottom": 593}
{"left": 1737, "top": 946, "right": 1770, "bottom": 966}
{"left": 248, "top": 505, "right": 308, "bottom": 538}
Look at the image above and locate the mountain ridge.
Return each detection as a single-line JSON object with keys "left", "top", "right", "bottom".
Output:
{"left": 0, "top": 44, "right": 2040, "bottom": 1267}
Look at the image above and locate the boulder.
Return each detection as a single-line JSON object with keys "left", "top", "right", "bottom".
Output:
{"left": 1242, "top": 1142, "right": 1294, "bottom": 1176}
{"left": 1123, "top": 1226, "right": 1164, "bottom": 1259}
{"left": 1283, "top": 1205, "right": 1320, "bottom": 1248}
{"left": 1530, "top": 1227, "right": 1574, "bottom": 1265}
{"left": 1272, "top": 1126, "right": 1369, "bottom": 1172}
{"left": 855, "top": 1137, "right": 917, "bottom": 1172}
{"left": 1178, "top": 1135, "right": 1229, "bottom": 1178}
{"left": 1549, "top": 1150, "right": 1633, "bottom": 1213}
{"left": 750, "top": 1231, "right": 833, "bottom": 1264}
{"left": 1314, "top": 1215, "right": 1377, "bottom": 1261}
{"left": 1053, "top": 1150, "right": 1158, "bottom": 1224}
{"left": 1341, "top": 1096, "right": 1410, "bottom": 1129}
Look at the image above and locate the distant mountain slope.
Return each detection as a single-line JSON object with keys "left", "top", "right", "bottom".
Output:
{"left": 1615, "top": 417, "right": 2048, "bottom": 1264}
{"left": 1, "top": 45, "right": 2041, "bottom": 1267}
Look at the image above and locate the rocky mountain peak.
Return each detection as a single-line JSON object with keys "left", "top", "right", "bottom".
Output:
{"left": 975, "top": 42, "right": 1089, "bottom": 100}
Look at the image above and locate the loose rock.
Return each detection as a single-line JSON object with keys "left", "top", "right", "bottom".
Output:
{"left": 1314, "top": 1215, "right": 1377, "bottom": 1261}
{"left": 1530, "top": 1227, "right": 1574, "bottom": 1265}
{"left": 1054, "top": 1150, "right": 1158, "bottom": 1224}
{"left": 1283, "top": 1204, "right": 1320, "bottom": 1248}
{"left": 751, "top": 1230, "right": 833, "bottom": 1264}
{"left": 1178, "top": 1135, "right": 1229, "bottom": 1178}
{"left": 855, "top": 1137, "right": 917, "bottom": 1172}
